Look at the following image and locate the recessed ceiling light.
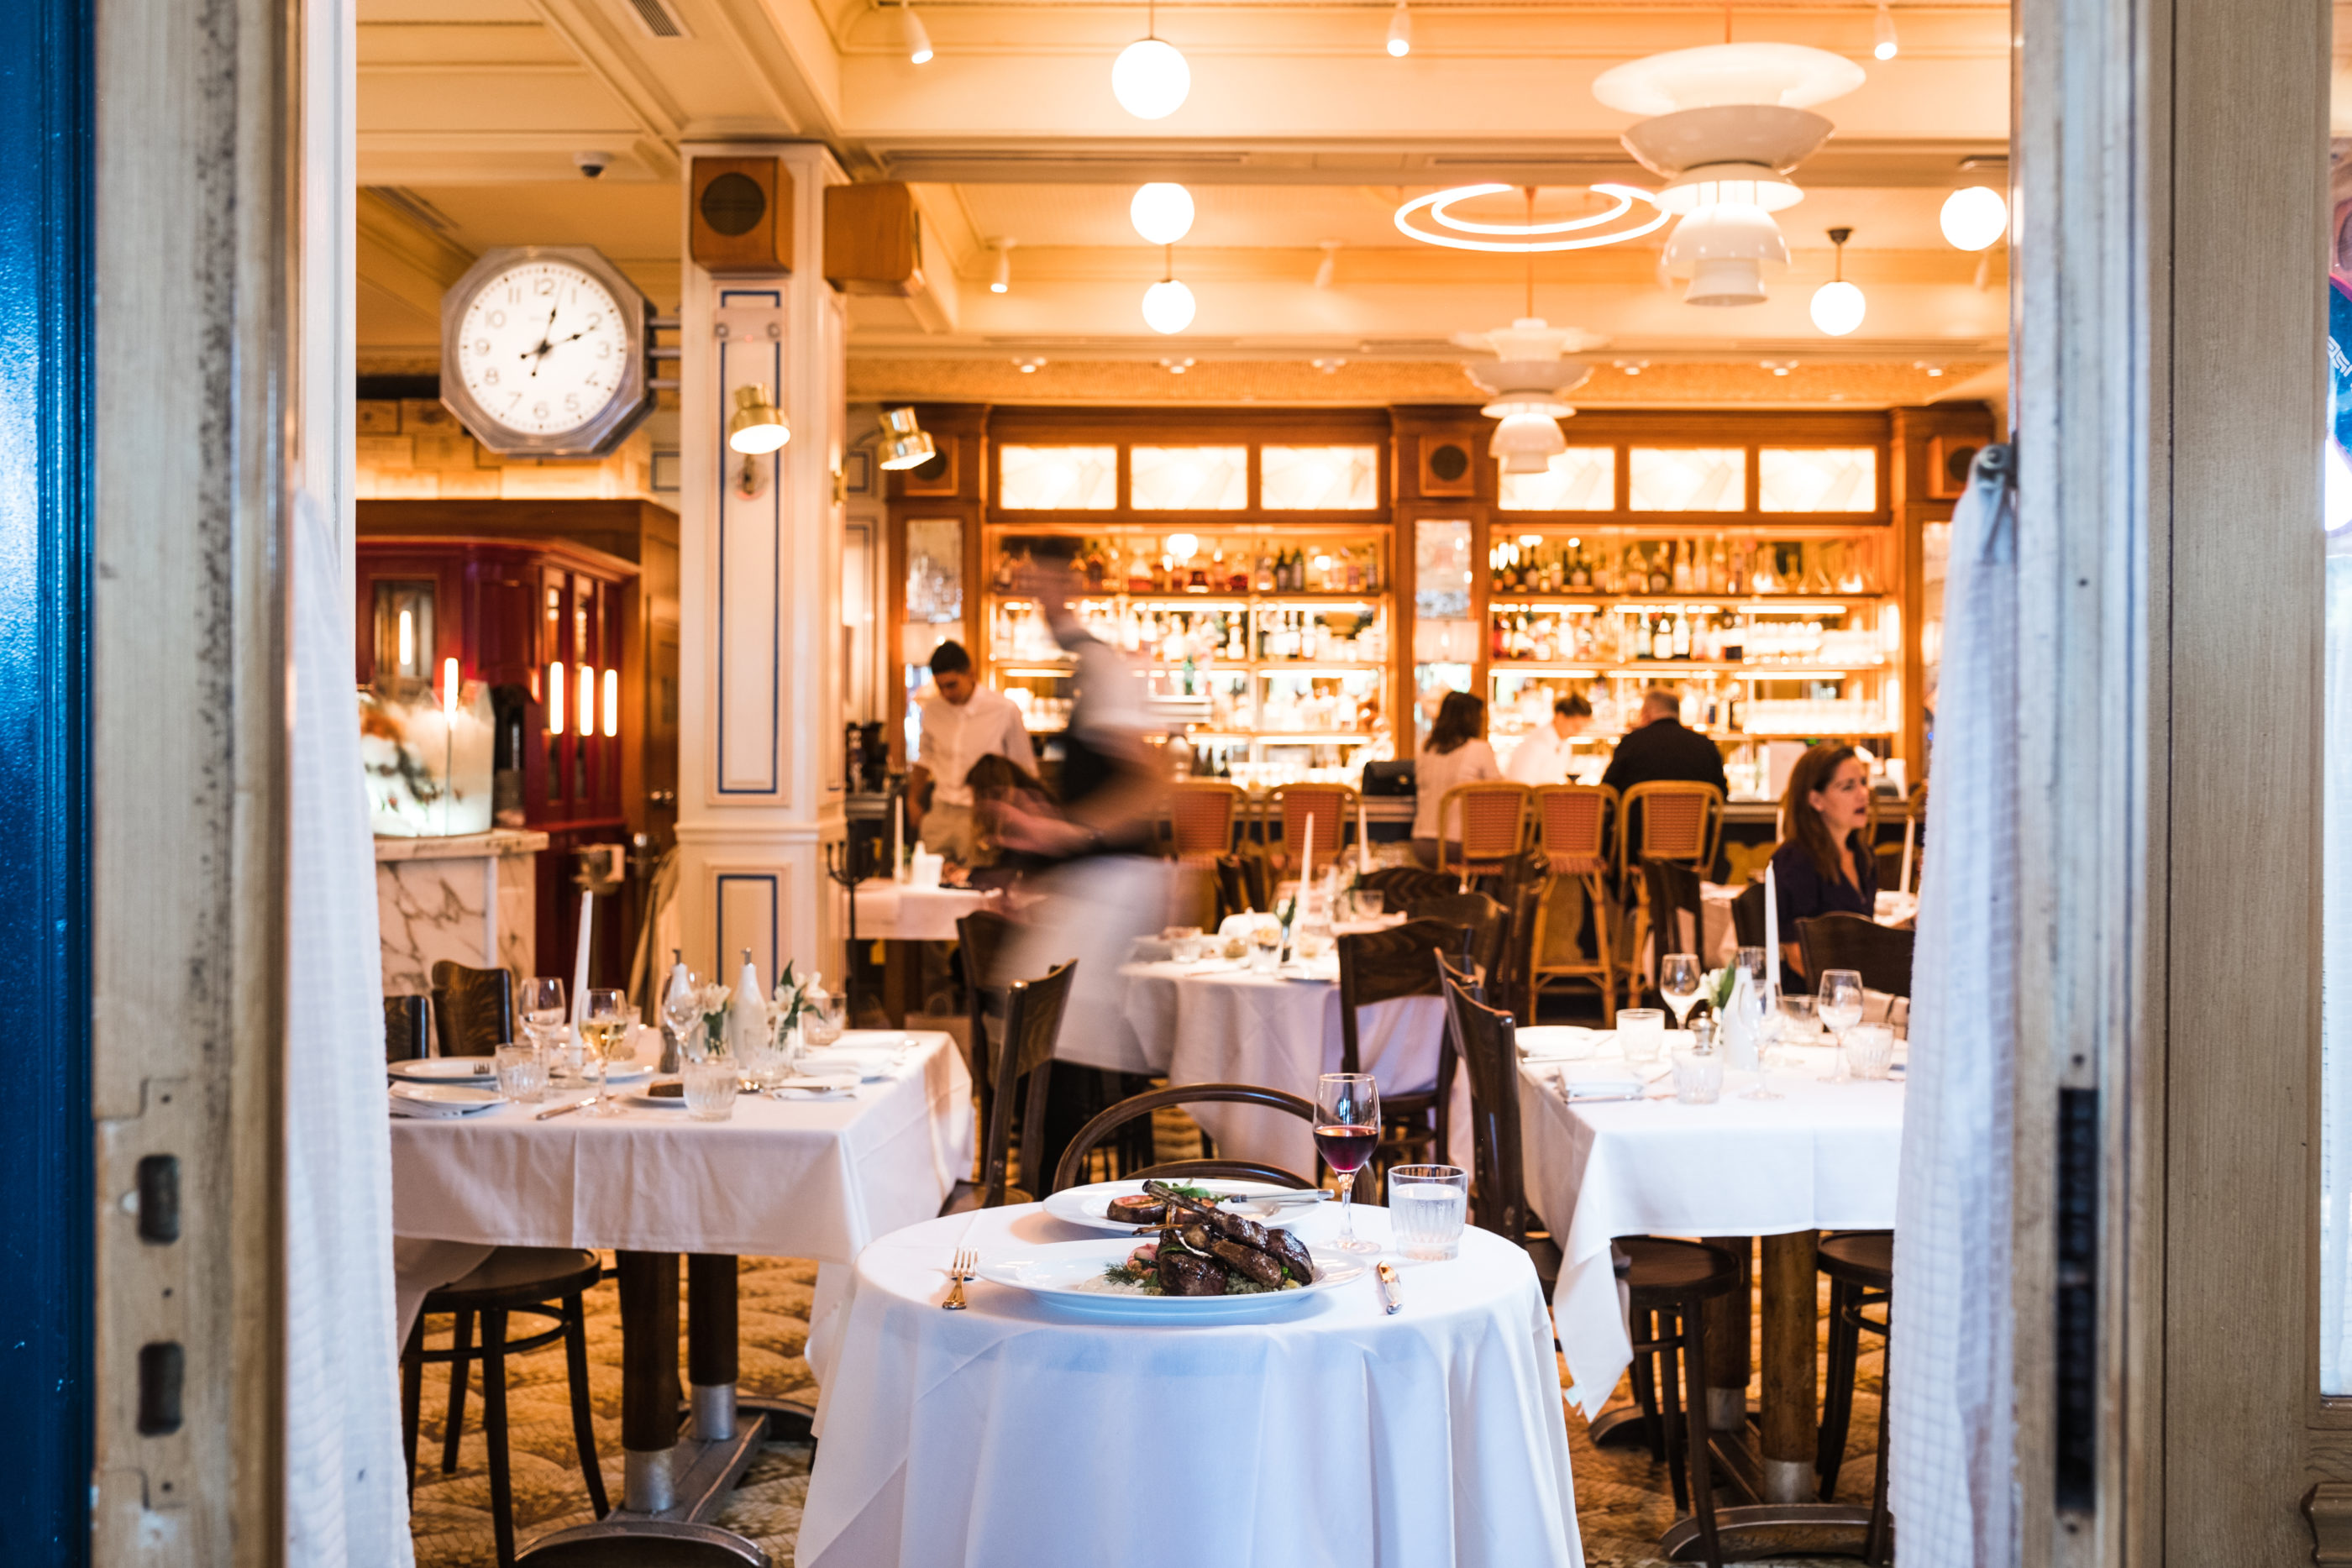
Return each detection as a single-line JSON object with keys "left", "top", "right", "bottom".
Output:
{"left": 1159, "top": 357, "right": 1196, "bottom": 374}
{"left": 1011, "top": 356, "right": 1047, "bottom": 374}
{"left": 1310, "top": 357, "right": 1346, "bottom": 374}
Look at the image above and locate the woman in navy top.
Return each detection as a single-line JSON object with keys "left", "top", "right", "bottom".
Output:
{"left": 1770, "top": 742, "right": 1877, "bottom": 994}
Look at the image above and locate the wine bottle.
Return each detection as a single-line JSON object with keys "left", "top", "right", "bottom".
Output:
{"left": 1672, "top": 542, "right": 1693, "bottom": 594}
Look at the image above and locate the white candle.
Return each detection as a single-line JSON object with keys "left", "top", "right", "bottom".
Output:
{"left": 1357, "top": 795, "right": 1372, "bottom": 875}
{"left": 569, "top": 889, "right": 594, "bottom": 1026}
{"left": 1899, "top": 813, "right": 1917, "bottom": 895}
{"left": 1762, "top": 861, "right": 1780, "bottom": 991}
{"left": 1297, "top": 811, "right": 1315, "bottom": 894}
{"left": 891, "top": 788, "right": 904, "bottom": 883}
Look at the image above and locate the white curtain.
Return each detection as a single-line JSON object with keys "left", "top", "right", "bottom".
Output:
{"left": 2320, "top": 537, "right": 2352, "bottom": 1391}
{"left": 1887, "top": 451, "right": 2017, "bottom": 1563}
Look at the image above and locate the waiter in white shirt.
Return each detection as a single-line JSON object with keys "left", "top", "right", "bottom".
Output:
{"left": 907, "top": 639, "right": 1037, "bottom": 865}
{"left": 1504, "top": 690, "right": 1593, "bottom": 786}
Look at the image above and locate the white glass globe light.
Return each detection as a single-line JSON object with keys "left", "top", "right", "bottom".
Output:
{"left": 1141, "top": 277, "right": 1196, "bottom": 333}
{"left": 1662, "top": 202, "right": 1788, "bottom": 307}
{"left": 1113, "top": 38, "right": 1190, "bottom": 119}
{"left": 1809, "top": 278, "right": 1866, "bottom": 336}
{"left": 1940, "top": 185, "right": 2008, "bottom": 251}
{"left": 1130, "top": 183, "right": 1195, "bottom": 246}
{"left": 1489, "top": 410, "right": 1567, "bottom": 463}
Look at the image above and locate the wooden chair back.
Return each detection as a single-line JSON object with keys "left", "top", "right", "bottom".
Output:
{"left": 1730, "top": 880, "right": 1768, "bottom": 952}
{"left": 1642, "top": 858, "right": 1707, "bottom": 971}
{"left": 384, "top": 994, "right": 432, "bottom": 1063}
{"left": 977, "top": 957, "right": 1077, "bottom": 1206}
{"left": 1407, "top": 892, "right": 1509, "bottom": 992}
{"left": 1335, "top": 917, "right": 1471, "bottom": 1075}
{"left": 1267, "top": 783, "right": 1356, "bottom": 877}
{"left": 1214, "top": 854, "right": 1268, "bottom": 919}
{"left": 1437, "top": 953, "right": 1535, "bottom": 1246}
{"left": 429, "top": 961, "right": 513, "bottom": 1057}
{"left": 1617, "top": 780, "right": 1725, "bottom": 875}
{"left": 1437, "top": 781, "right": 1532, "bottom": 883}
{"left": 1358, "top": 865, "right": 1456, "bottom": 908}
{"left": 956, "top": 909, "right": 1021, "bottom": 1142}
{"left": 1163, "top": 780, "right": 1246, "bottom": 861}
{"left": 1795, "top": 914, "right": 1914, "bottom": 999}
{"left": 1048, "top": 1082, "right": 1371, "bottom": 1200}
{"left": 1532, "top": 784, "right": 1615, "bottom": 874}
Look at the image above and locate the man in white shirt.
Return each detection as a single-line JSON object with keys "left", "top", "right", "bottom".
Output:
{"left": 1504, "top": 691, "right": 1593, "bottom": 786}
{"left": 908, "top": 640, "right": 1037, "bottom": 865}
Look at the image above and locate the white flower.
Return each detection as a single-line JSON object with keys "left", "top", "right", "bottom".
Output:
{"left": 696, "top": 982, "right": 732, "bottom": 1016}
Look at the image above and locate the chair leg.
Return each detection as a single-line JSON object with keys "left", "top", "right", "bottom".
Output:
{"left": 1627, "top": 1309, "right": 1667, "bottom": 1467}
{"left": 1865, "top": 1321, "right": 1894, "bottom": 1566}
{"left": 1681, "top": 1298, "right": 1726, "bottom": 1568}
{"left": 400, "top": 1321, "right": 423, "bottom": 1499}
{"left": 480, "top": 1307, "right": 517, "bottom": 1568}
{"left": 561, "top": 1292, "right": 608, "bottom": 1518}
{"left": 441, "top": 1308, "right": 474, "bottom": 1472}
{"left": 1817, "top": 1282, "right": 1860, "bottom": 1500}
{"left": 1654, "top": 1308, "right": 1693, "bottom": 1515}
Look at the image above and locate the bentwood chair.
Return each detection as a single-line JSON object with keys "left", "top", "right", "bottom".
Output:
{"left": 1357, "top": 865, "right": 1457, "bottom": 909}
{"left": 1730, "top": 880, "right": 1768, "bottom": 952}
{"left": 1795, "top": 914, "right": 1915, "bottom": 999}
{"left": 1264, "top": 782, "right": 1357, "bottom": 879}
{"left": 1436, "top": 780, "right": 1533, "bottom": 888}
{"left": 940, "top": 957, "right": 1077, "bottom": 1213}
{"left": 1528, "top": 784, "right": 1620, "bottom": 1024}
{"left": 1214, "top": 854, "right": 1270, "bottom": 920}
{"left": 1641, "top": 859, "right": 1708, "bottom": 1007}
{"left": 1049, "top": 1082, "right": 1373, "bottom": 1200}
{"left": 953, "top": 909, "right": 1021, "bottom": 1152}
{"left": 1408, "top": 891, "right": 1510, "bottom": 995}
{"left": 429, "top": 960, "right": 514, "bottom": 1058}
{"left": 1815, "top": 1230, "right": 1897, "bottom": 1564}
{"left": 1436, "top": 955, "right": 1558, "bottom": 1291}
{"left": 1335, "top": 918, "right": 1473, "bottom": 1172}
{"left": 384, "top": 994, "right": 433, "bottom": 1062}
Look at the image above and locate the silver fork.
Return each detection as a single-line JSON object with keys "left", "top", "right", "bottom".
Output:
{"left": 942, "top": 1247, "right": 976, "bottom": 1310}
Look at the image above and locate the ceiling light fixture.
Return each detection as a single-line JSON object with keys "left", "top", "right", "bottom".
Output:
{"left": 877, "top": 406, "right": 937, "bottom": 469}
{"left": 1142, "top": 244, "right": 1195, "bottom": 333}
{"left": 1809, "top": 225, "right": 1866, "bottom": 335}
{"left": 1012, "top": 356, "right": 1047, "bottom": 374}
{"left": 1872, "top": 3, "right": 1898, "bottom": 60}
{"left": 1386, "top": 0, "right": 1412, "bottom": 56}
{"left": 1662, "top": 202, "right": 1789, "bottom": 306}
{"left": 990, "top": 239, "right": 1015, "bottom": 293}
{"left": 1313, "top": 240, "right": 1342, "bottom": 289}
{"left": 898, "top": 0, "right": 933, "bottom": 65}
{"left": 1940, "top": 178, "right": 2008, "bottom": 251}
{"left": 1615, "top": 359, "right": 1648, "bottom": 375}
{"left": 1310, "top": 357, "right": 1346, "bottom": 374}
{"left": 727, "top": 384, "right": 790, "bottom": 454}
{"left": 1393, "top": 182, "right": 1667, "bottom": 253}
{"left": 1761, "top": 359, "right": 1798, "bottom": 376}
{"left": 1130, "top": 182, "right": 1194, "bottom": 246}
{"left": 1112, "top": 0, "right": 1189, "bottom": 119}
{"left": 1158, "top": 357, "right": 1196, "bottom": 374}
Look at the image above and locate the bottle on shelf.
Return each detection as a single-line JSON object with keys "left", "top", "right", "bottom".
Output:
{"left": 1672, "top": 542, "right": 1693, "bottom": 594}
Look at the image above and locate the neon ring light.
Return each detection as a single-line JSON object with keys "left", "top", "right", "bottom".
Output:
{"left": 1393, "top": 182, "right": 1669, "bottom": 253}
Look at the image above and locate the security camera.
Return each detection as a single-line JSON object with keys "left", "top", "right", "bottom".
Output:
{"left": 573, "top": 149, "right": 612, "bottom": 180}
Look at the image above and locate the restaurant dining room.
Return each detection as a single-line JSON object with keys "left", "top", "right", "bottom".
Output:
{"left": 0, "top": 0, "right": 2339, "bottom": 1562}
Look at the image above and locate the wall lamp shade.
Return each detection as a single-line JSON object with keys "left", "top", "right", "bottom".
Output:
{"left": 1112, "top": 38, "right": 1189, "bottom": 119}
{"left": 877, "top": 406, "right": 938, "bottom": 470}
{"left": 1130, "top": 183, "right": 1195, "bottom": 245}
{"left": 1141, "top": 277, "right": 1197, "bottom": 333}
{"left": 727, "top": 384, "right": 790, "bottom": 454}
{"left": 1386, "top": 0, "right": 1411, "bottom": 56}
{"left": 899, "top": 3, "right": 933, "bottom": 64}
{"left": 1940, "top": 185, "right": 2008, "bottom": 250}
{"left": 990, "top": 242, "right": 1013, "bottom": 293}
{"left": 1810, "top": 278, "right": 1866, "bottom": 335}
{"left": 1489, "top": 409, "right": 1568, "bottom": 465}
{"left": 1662, "top": 202, "right": 1788, "bottom": 306}
{"left": 1872, "top": 3, "right": 1898, "bottom": 60}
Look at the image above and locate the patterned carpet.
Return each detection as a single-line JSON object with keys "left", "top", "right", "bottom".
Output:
{"left": 405, "top": 1252, "right": 1882, "bottom": 1567}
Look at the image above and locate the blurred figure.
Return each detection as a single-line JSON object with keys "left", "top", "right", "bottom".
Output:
{"left": 906, "top": 638, "right": 1036, "bottom": 867}
{"left": 1410, "top": 690, "right": 1502, "bottom": 868}
{"left": 1600, "top": 686, "right": 1726, "bottom": 797}
{"left": 1505, "top": 690, "right": 1593, "bottom": 785}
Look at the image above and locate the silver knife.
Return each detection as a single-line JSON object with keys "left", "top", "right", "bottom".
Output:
{"left": 534, "top": 1098, "right": 591, "bottom": 1121}
{"left": 1377, "top": 1261, "right": 1403, "bottom": 1314}
{"left": 1221, "top": 1190, "right": 1330, "bottom": 1208}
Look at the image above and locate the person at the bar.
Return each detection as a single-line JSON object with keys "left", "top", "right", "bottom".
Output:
{"left": 1769, "top": 742, "right": 1877, "bottom": 991}
{"left": 906, "top": 638, "right": 1037, "bottom": 867}
{"left": 1505, "top": 690, "right": 1593, "bottom": 786}
{"left": 1410, "top": 690, "right": 1503, "bottom": 868}
{"left": 1599, "top": 686, "right": 1727, "bottom": 797}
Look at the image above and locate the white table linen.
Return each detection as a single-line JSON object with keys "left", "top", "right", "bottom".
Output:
{"left": 798, "top": 1202, "right": 1584, "bottom": 1568}
{"left": 1517, "top": 1049, "right": 1903, "bottom": 1419}
{"left": 851, "top": 878, "right": 994, "bottom": 942}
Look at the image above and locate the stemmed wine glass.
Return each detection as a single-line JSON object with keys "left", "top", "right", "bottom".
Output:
{"left": 1658, "top": 953, "right": 1704, "bottom": 1034}
{"left": 1315, "top": 1072, "right": 1381, "bottom": 1254}
{"left": 1818, "top": 969, "right": 1866, "bottom": 1083}
{"left": 578, "top": 988, "right": 632, "bottom": 1117}
{"left": 660, "top": 965, "right": 702, "bottom": 1065}
{"left": 519, "top": 977, "right": 568, "bottom": 1083}
{"left": 1739, "top": 979, "right": 1788, "bottom": 1100}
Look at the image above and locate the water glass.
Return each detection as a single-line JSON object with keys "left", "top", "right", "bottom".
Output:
{"left": 1671, "top": 1046, "right": 1725, "bottom": 1104}
{"left": 1618, "top": 1008, "right": 1667, "bottom": 1065}
{"left": 1844, "top": 1022, "right": 1896, "bottom": 1080}
{"left": 801, "top": 992, "right": 847, "bottom": 1049}
{"left": 493, "top": 1043, "right": 547, "bottom": 1104}
{"left": 680, "top": 1057, "right": 739, "bottom": 1121}
{"left": 1387, "top": 1165, "right": 1470, "bottom": 1261}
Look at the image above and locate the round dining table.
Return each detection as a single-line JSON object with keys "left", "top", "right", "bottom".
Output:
{"left": 796, "top": 1200, "right": 1586, "bottom": 1568}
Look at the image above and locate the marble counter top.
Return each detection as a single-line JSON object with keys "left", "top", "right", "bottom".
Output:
{"left": 373, "top": 828, "right": 549, "bottom": 864}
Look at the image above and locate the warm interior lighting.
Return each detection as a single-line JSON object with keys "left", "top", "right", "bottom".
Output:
{"left": 577, "top": 664, "right": 594, "bottom": 737}
{"left": 899, "top": 0, "right": 933, "bottom": 64}
{"left": 1940, "top": 186, "right": 2008, "bottom": 251}
{"left": 1662, "top": 202, "right": 1788, "bottom": 307}
{"left": 601, "top": 669, "right": 618, "bottom": 737}
{"left": 1385, "top": 0, "right": 1411, "bottom": 56}
{"left": 440, "top": 657, "right": 459, "bottom": 716}
{"left": 990, "top": 240, "right": 1013, "bottom": 293}
{"left": 1112, "top": 36, "right": 1189, "bottom": 119}
{"left": 547, "top": 662, "right": 565, "bottom": 735}
{"left": 1165, "top": 532, "right": 1199, "bottom": 559}
{"left": 727, "top": 384, "right": 790, "bottom": 454}
{"left": 1872, "top": 3, "right": 1898, "bottom": 59}
{"left": 1809, "top": 226, "right": 1866, "bottom": 336}
{"left": 1142, "top": 276, "right": 1196, "bottom": 333}
{"left": 397, "top": 609, "right": 415, "bottom": 671}
{"left": 878, "top": 406, "right": 939, "bottom": 469}
{"left": 1130, "top": 183, "right": 1194, "bottom": 245}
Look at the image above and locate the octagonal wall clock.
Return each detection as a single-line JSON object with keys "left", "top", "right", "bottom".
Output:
{"left": 440, "top": 245, "right": 656, "bottom": 458}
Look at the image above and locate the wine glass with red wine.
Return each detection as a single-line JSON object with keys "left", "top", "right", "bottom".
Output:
{"left": 1315, "top": 1072, "right": 1382, "bottom": 1254}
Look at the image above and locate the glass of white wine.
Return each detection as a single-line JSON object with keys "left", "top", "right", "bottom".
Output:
{"left": 579, "top": 987, "right": 633, "bottom": 1118}
{"left": 1657, "top": 953, "right": 1704, "bottom": 1033}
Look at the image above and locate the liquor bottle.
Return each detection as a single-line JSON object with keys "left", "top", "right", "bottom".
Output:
{"left": 1672, "top": 612, "right": 1691, "bottom": 658}
{"left": 1672, "top": 542, "right": 1693, "bottom": 594}
{"left": 1651, "top": 613, "right": 1673, "bottom": 661}
{"left": 1255, "top": 553, "right": 1273, "bottom": 593}
{"left": 1648, "top": 547, "right": 1672, "bottom": 595}
{"left": 1710, "top": 538, "right": 1729, "bottom": 596}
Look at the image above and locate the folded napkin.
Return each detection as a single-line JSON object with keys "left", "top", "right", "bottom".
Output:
{"left": 1517, "top": 1025, "right": 1604, "bottom": 1061}
{"left": 799, "top": 1047, "right": 905, "bottom": 1079}
{"left": 1552, "top": 1062, "right": 1651, "bottom": 1100}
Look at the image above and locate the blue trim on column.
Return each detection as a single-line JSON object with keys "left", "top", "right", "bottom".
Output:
{"left": 0, "top": 0, "right": 92, "bottom": 1557}
{"left": 714, "top": 286, "right": 784, "bottom": 796}
{"left": 713, "top": 873, "right": 780, "bottom": 985}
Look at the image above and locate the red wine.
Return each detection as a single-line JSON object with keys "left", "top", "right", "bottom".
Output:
{"left": 1315, "top": 1123, "right": 1379, "bottom": 1174}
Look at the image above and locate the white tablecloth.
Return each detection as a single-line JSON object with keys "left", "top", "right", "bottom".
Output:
{"left": 1081, "top": 960, "right": 1465, "bottom": 1179}
{"left": 1517, "top": 1047, "right": 1903, "bottom": 1418}
{"left": 797, "top": 1202, "right": 1583, "bottom": 1568}
{"left": 851, "top": 878, "right": 994, "bottom": 941}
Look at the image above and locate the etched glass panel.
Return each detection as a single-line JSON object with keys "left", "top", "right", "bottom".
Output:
{"left": 998, "top": 444, "right": 1117, "bottom": 510}
{"left": 1415, "top": 517, "right": 1473, "bottom": 622}
{"left": 1629, "top": 447, "right": 1746, "bottom": 511}
{"left": 1759, "top": 447, "right": 1878, "bottom": 512}
{"left": 1261, "top": 444, "right": 1379, "bottom": 509}
{"left": 1499, "top": 448, "right": 1615, "bottom": 511}
{"left": 904, "top": 518, "right": 963, "bottom": 627}
{"left": 1130, "top": 446, "right": 1247, "bottom": 510}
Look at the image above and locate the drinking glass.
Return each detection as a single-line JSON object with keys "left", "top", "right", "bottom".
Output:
{"left": 1818, "top": 969, "right": 1866, "bottom": 1083}
{"left": 519, "top": 976, "right": 571, "bottom": 1083}
{"left": 1387, "top": 1165, "right": 1469, "bottom": 1260}
{"left": 579, "top": 987, "right": 632, "bottom": 1117}
{"left": 1744, "top": 995, "right": 1813, "bottom": 1102}
{"left": 680, "top": 1056, "right": 738, "bottom": 1121}
{"left": 660, "top": 970, "right": 702, "bottom": 1064}
{"left": 801, "top": 991, "right": 847, "bottom": 1049}
{"left": 1658, "top": 953, "right": 1704, "bottom": 1031}
{"left": 1672, "top": 1045, "right": 1725, "bottom": 1104}
{"left": 1354, "top": 889, "right": 1384, "bottom": 919}
{"left": 1315, "top": 1072, "right": 1382, "bottom": 1254}
{"left": 493, "top": 1043, "right": 547, "bottom": 1104}
{"left": 1617, "top": 1007, "right": 1666, "bottom": 1066}
{"left": 1843, "top": 1021, "right": 1896, "bottom": 1080}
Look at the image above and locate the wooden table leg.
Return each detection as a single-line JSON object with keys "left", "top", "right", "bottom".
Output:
{"left": 882, "top": 939, "right": 918, "bottom": 1027}
{"left": 1758, "top": 1230, "right": 1820, "bottom": 1504}
{"left": 1701, "top": 1235, "right": 1752, "bottom": 1434}
{"left": 617, "top": 1250, "right": 681, "bottom": 1513}
{"left": 687, "top": 1252, "right": 738, "bottom": 1441}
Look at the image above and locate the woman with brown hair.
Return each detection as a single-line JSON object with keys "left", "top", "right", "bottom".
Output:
{"left": 1769, "top": 742, "right": 1877, "bottom": 990}
{"left": 1410, "top": 690, "right": 1501, "bottom": 868}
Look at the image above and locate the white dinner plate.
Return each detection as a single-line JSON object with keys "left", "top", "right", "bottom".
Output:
{"left": 1516, "top": 1025, "right": 1604, "bottom": 1062}
{"left": 769, "top": 1069, "right": 860, "bottom": 1093}
{"left": 975, "top": 1237, "right": 1366, "bottom": 1323}
{"left": 795, "top": 1047, "right": 901, "bottom": 1081}
{"left": 388, "top": 1082, "right": 505, "bottom": 1118}
{"left": 622, "top": 1080, "right": 690, "bottom": 1109}
{"left": 599, "top": 1060, "right": 654, "bottom": 1083}
{"left": 1044, "top": 1177, "right": 1308, "bottom": 1234}
{"left": 388, "top": 1056, "right": 495, "bottom": 1082}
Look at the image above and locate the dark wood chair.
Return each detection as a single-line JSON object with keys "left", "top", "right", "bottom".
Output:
{"left": 402, "top": 1248, "right": 606, "bottom": 1567}
{"left": 1730, "top": 880, "right": 1768, "bottom": 952}
{"left": 1049, "top": 1082, "right": 1373, "bottom": 1198}
{"left": 940, "top": 958, "right": 1076, "bottom": 1213}
{"left": 429, "top": 960, "right": 514, "bottom": 1057}
{"left": 1357, "top": 865, "right": 1456, "bottom": 909}
{"left": 1641, "top": 857, "right": 1707, "bottom": 1005}
{"left": 1408, "top": 891, "right": 1509, "bottom": 992}
{"left": 1618, "top": 1235, "right": 1740, "bottom": 1568}
{"left": 1436, "top": 953, "right": 1557, "bottom": 1290}
{"left": 1795, "top": 913, "right": 1914, "bottom": 999}
{"left": 1214, "top": 854, "right": 1268, "bottom": 920}
{"left": 954, "top": 909, "right": 1021, "bottom": 1150}
{"left": 1336, "top": 917, "right": 1472, "bottom": 1171}
{"left": 384, "top": 994, "right": 432, "bottom": 1062}
{"left": 1816, "top": 1230, "right": 1895, "bottom": 1564}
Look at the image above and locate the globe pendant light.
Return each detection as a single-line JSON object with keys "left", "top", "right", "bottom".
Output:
{"left": 1113, "top": 2, "right": 1189, "bottom": 120}
{"left": 1940, "top": 184, "right": 2008, "bottom": 251}
{"left": 1129, "top": 182, "right": 1195, "bottom": 246}
{"left": 1809, "top": 226, "right": 1866, "bottom": 336}
{"left": 1142, "top": 245, "right": 1195, "bottom": 333}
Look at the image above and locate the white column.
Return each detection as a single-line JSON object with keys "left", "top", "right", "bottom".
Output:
{"left": 673, "top": 141, "right": 848, "bottom": 988}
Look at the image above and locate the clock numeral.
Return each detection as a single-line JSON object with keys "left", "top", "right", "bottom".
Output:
{"left": 585, "top": 313, "right": 601, "bottom": 330}
{"left": 533, "top": 276, "right": 554, "bottom": 296}
{"left": 487, "top": 310, "right": 506, "bottom": 328}
{"left": 596, "top": 341, "right": 611, "bottom": 359}
{"left": 505, "top": 286, "right": 520, "bottom": 304}
{"left": 473, "top": 338, "right": 489, "bottom": 354}
{"left": 482, "top": 368, "right": 500, "bottom": 386}
{"left": 533, "top": 401, "right": 549, "bottom": 419}
{"left": 563, "top": 393, "right": 580, "bottom": 412}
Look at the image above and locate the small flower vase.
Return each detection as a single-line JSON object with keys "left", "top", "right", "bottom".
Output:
{"left": 699, "top": 1016, "right": 727, "bottom": 1064}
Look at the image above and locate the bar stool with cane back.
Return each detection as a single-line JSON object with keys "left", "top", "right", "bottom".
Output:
{"left": 1435, "top": 953, "right": 1558, "bottom": 1292}
{"left": 1528, "top": 784, "right": 1619, "bottom": 1024}
{"left": 1162, "top": 779, "right": 1247, "bottom": 863}
{"left": 1814, "top": 1230, "right": 1896, "bottom": 1564}
{"left": 428, "top": 959, "right": 515, "bottom": 1058}
{"left": 1335, "top": 917, "right": 1472, "bottom": 1172}
{"left": 938, "top": 958, "right": 1077, "bottom": 1212}
{"left": 1264, "top": 782, "right": 1356, "bottom": 880}
{"left": 1614, "top": 782, "right": 1725, "bottom": 1009}
{"left": 1435, "top": 780, "right": 1532, "bottom": 890}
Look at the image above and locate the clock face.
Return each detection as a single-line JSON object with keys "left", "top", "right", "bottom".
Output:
{"left": 452, "top": 259, "right": 633, "bottom": 439}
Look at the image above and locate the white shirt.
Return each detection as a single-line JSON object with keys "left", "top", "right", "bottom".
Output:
{"left": 1410, "top": 738, "right": 1502, "bottom": 840}
{"left": 915, "top": 684, "right": 1037, "bottom": 808}
{"left": 1505, "top": 724, "right": 1578, "bottom": 787}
